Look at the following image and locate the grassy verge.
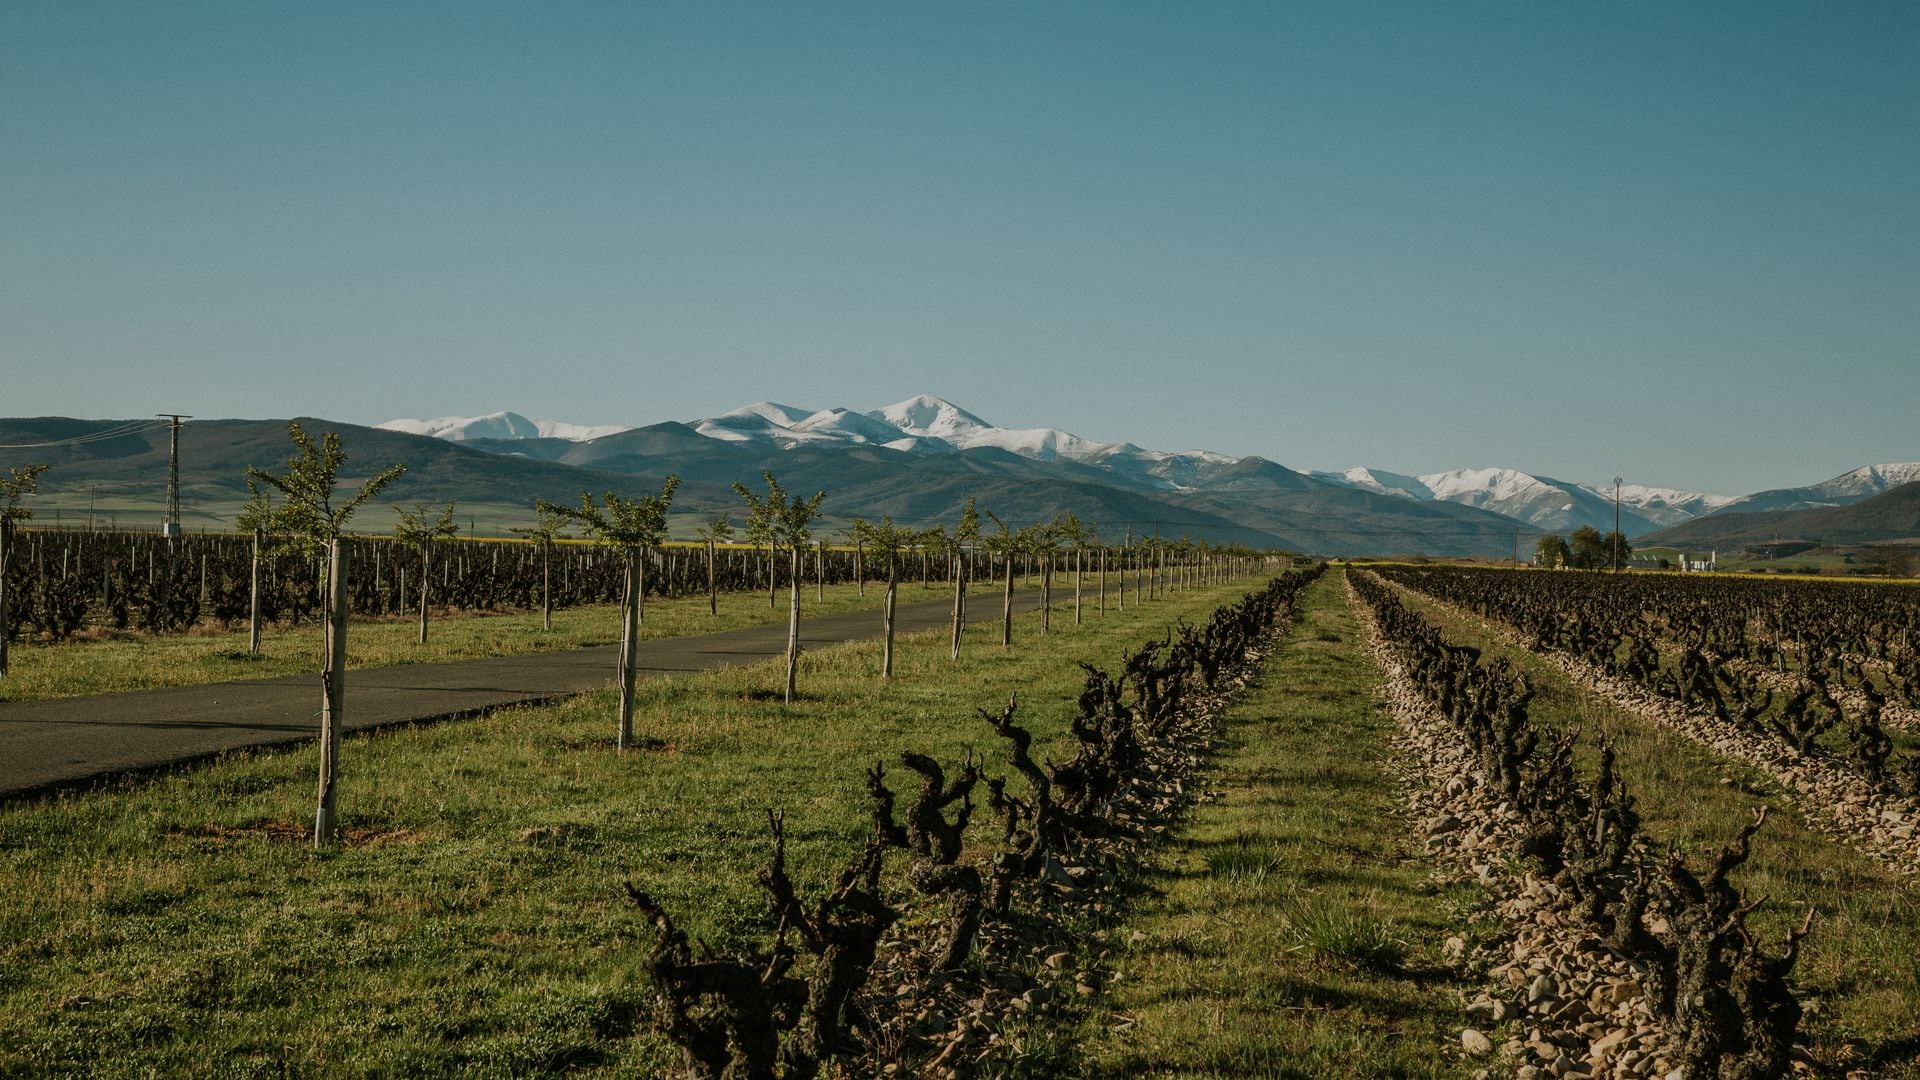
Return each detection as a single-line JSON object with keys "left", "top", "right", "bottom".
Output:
{"left": 1074, "top": 571, "right": 1475, "bottom": 1079}
{"left": 0, "top": 577, "right": 1259, "bottom": 1076}
{"left": 1384, "top": 578, "right": 1920, "bottom": 1077}
{"left": 0, "top": 580, "right": 984, "bottom": 702}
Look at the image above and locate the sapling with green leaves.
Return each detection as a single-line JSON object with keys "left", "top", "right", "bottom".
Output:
{"left": 234, "top": 478, "right": 274, "bottom": 654}
{"left": 693, "top": 513, "right": 733, "bottom": 617}
{"left": 538, "top": 476, "right": 679, "bottom": 750}
{"left": 734, "top": 471, "right": 824, "bottom": 703}
{"left": 854, "top": 516, "right": 917, "bottom": 678}
{"left": 509, "top": 502, "right": 570, "bottom": 631}
{"left": 245, "top": 423, "right": 405, "bottom": 846}
{"left": 393, "top": 501, "right": 459, "bottom": 645}
{"left": 982, "top": 511, "right": 1031, "bottom": 649}
{"left": 1053, "top": 511, "right": 1090, "bottom": 625}
{"left": 948, "top": 497, "right": 980, "bottom": 660}
{"left": 0, "top": 464, "right": 51, "bottom": 680}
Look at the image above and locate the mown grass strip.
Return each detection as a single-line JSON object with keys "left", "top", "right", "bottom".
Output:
{"left": 0, "top": 580, "right": 963, "bottom": 702}
{"left": 0, "top": 577, "right": 1255, "bottom": 1076}
{"left": 1386, "top": 579, "right": 1920, "bottom": 1078}
{"left": 1074, "top": 571, "right": 1477, "bottom": 1079}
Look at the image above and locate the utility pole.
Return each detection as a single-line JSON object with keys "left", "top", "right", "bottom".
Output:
{"left": 1612, "top": 476, "right": 1623, "bottom": 573}
{"left": 159, "top": 414, "right": 191, "bottom": 539}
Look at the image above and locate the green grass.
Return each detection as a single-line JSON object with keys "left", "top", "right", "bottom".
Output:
{"left": 0, "top": 580, "right": 985, "bottom": 702}
{"left": 0, "top": 576, "right": 1260, "bottom": 1076}
{"left": 1074, "top": 572, "right": 1476, "bottom": 1079}
{"left": 1385, "top": 577, "right": 1920, "bottom": 1077}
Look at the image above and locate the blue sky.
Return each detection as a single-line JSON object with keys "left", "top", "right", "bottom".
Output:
{"left": 4, "top": 2, "right": 1915, "bottom": 494}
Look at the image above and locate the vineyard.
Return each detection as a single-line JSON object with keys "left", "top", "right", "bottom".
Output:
{"left": 0, "top": 528, "right": 1254, "bottom": 644}
{"left": 5, "top": 558, "right": 1920, "bottom": 1076}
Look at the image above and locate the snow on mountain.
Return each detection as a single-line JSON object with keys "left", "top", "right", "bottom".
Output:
{"left": 1310, "top": 467, "right": 1435, "bottom": 500}
{"left": 1719, "top": 462, "right": 1920, "bottom": 514}
{"left": 376, "top": 411, "right": 629, "bottom": 442}
{"left": 1584, "top": 484, "right": 1740, "bottom": 527}
{"left": 1816, "top": 462, "right": 1920, "bottom": 499}
{"left": 867, "top": 395, "right": 991, "bottom": 440}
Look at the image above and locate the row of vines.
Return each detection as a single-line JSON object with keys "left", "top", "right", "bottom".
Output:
{"left": 625, "top": 568, "right": 1318, "bottom": 1077}
{"left": 0, "top": 528, "right": 1253, "bottom": 644}
{"left": 1350, "top": 570, "right": 1809, "bottom": 1079}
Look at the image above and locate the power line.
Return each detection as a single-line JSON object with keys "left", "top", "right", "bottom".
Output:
{"left": 0, "top": 418, "right": 169, "bottom": 449}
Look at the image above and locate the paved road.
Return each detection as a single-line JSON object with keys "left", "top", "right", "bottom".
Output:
{"left": 0, "top": 589, "right": 1048, "bottom": 799}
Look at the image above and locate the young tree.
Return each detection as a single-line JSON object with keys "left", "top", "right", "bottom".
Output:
{"left": 734, "top": 472, "right": 825, "bottom": 703}
{"left": 982, "top": 512, "right": 1029, "bottom": 648}
{"left": 246, "top": 424, "right": 405, "bottom": 846}
{"left": 1052, "top": 512, "right": 1089, "bottom": 625}
{"left": 0, "top": 464, "right": 51, "bottom": 680}
{"left": 1031, "top": 518, "right": 1063, "bottom": 633}
{"left": 693, "top": 513, "right": 734, "bottom": 616}
{"left": 393, "top": 501, "right": 459, "bottom": 644}
{"left": 539, "top": 477, "right": 679, "bottom": 750}
{"left": 948, "top": 497, "right": 980, "bottom": 660}
{"left": 509, "top": 502, "right": 570, "bottom": 631}
{"left": 1567, "top": 525, "right": 1607, "bottom": 569}
{"left": 234, "top": 478, "right": 275, "bottom": 654}
{"left": 1534, "top": 534, "right": 1571, "bottom": 568}
{"left": 854, "top": 516, "right": 915, "bottom": 677}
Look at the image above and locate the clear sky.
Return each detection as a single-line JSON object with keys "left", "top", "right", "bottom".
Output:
{"left": 4, "top": 2, "right": 1915, "bottom": 495}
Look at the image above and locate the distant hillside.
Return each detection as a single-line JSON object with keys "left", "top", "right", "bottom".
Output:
{"left": 1712, "top": 462, "right": 1920, "bottom": 515}
{"left": 1, "top": 414, "right": 1542, "bottom": 555}
{"left": 1640, "top": 481, "right": 1920, "bottom": 550}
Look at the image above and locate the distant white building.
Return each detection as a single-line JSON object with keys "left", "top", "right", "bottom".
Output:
{"left": 1676, "top": 551, "right": 1717, "bottom": 572}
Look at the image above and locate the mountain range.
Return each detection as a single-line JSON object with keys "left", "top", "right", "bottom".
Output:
{"left": 376, "top": 395, "right": 1917, "bottom": 542}
{"left": 4, "top": 397, "right": 1913, "bottom": 557}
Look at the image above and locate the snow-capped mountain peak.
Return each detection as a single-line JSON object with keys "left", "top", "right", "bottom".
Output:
{"left": 375, "top": 411, "right": 629, "bottom": 442}
{"left": 867, "top": 395, "right": 992, "bottom": 439}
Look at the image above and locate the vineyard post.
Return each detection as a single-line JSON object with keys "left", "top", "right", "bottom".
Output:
{"left": 1098, "top": 540, "right": 1106, "bottom": 613}
{"left": 542, "top": 537, "right": 553, "bottom": 630}
{"left": 816, "top": 538, "right": 825, "bottom": 603}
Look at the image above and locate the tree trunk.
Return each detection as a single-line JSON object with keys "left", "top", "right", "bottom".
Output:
{"left": 1074, "top": 547, "right": 1083, "bottom": 625}
{"left": 855, "top": 539, "right": 864, "bottom": 596}
{"left": 418, "top": 541, "right": 431, "bottom": 644}
{"left": 883, "top": 560, "right": 898, "bottom": 678}
{"left": 1098, "top": 546, "right": 1106, "bottom": 614}
{"left": 785, "top": 545, "right": 802, "bottom": 702}
{"left": 767, "top": 542, "right": 777, "bottom": 609}
{"left": 1041, "top": 555, "right": 1052, "bottom": 633}
{"left": 248, "top": 527, "right": 263, "bottom": 654}
{"left": 1118, "top": 545, "right": 1126, "bottom": 611}
{"left": 1001, "top": 555, "right": 1013, "bottom": 648}
{"left": 314, "top": 539, "right": 348, "bottom": 847}
{"left": 707, "top": 540, "right": 718, "bottom": 616}
{"left": 950, "top": 546, "right": 965, "bottom": 661}
{"left": 617, "top": 548, "right": 640, "bottom": 749}
{"left": 0, "top": 519, "right": 10, "bottom": 679}
{"left": 637, "top": 545, "right": 648, "bottom": 624}
{"left": 816, "top": 541, "right": 824, "bottom": 603}
{"left": 542, "top": 538, "right": 553, "bottom": 631}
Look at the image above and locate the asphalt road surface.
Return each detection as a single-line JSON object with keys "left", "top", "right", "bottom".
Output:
{"left": 0, "top": 588, "right": 1051, "bottom": 799}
